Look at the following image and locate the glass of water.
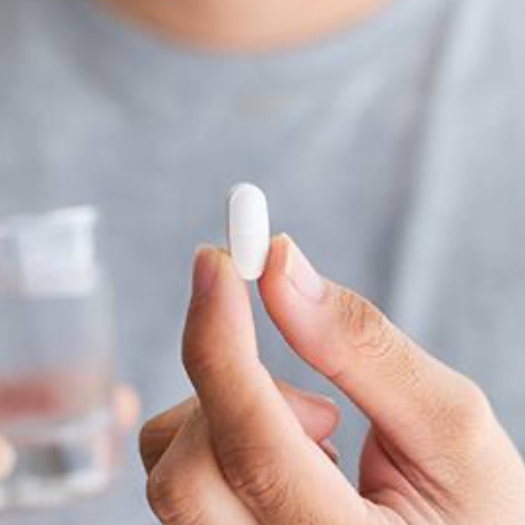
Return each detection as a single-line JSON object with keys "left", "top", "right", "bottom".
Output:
{"left": 0, "top": 206, "right": 117, "bottom": 511}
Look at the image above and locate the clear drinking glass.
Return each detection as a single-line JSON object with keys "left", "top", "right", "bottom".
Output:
{"left": 0, "top": 206, "right": 117, "bottom": 511}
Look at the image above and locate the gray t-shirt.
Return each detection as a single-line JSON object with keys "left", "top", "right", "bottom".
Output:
{"left": 1, "top": 0, "right": 524, "bottom": 522}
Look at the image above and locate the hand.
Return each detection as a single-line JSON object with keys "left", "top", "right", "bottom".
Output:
{"left": 142, "top": 235, "right": 525, "bottom": 524}
{"left": 0, "top": 384, "right": 140, "bottom": 482}
{"left": 140, "top": 379, "right": 340, "bottom": 472}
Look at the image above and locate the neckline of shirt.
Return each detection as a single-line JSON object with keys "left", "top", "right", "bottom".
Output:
{"left": 68, "top": 0, "right": 451, "bottom": 89}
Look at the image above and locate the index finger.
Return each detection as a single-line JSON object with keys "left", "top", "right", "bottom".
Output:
{"left": 182, "top": 247, "right": 366, "bottom": 525}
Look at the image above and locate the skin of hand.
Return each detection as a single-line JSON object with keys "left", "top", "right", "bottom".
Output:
{"left": 141, "top": 234, "right": 525, "bottom": 525}
{"left": 0, "top": 385, "right": 140, "bottom": 482}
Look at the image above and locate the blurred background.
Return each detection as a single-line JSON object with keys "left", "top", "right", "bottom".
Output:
{"left": 0, "top": 0, "right": 524, "bottom": 523}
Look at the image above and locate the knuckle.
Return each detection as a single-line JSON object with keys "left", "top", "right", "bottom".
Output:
{"left": 140, "top": 399, "right": 199, "bottom": 453}
{"left": 335, "top": 290, "right": 398, "bottom": 359}
{"left": 446, "top": 378, "right": 494, "bottom": 442}
{"left": 220, "top": 445, "right": 290, "bottom": 515}
{"left": 428, "top": 376, "right": 495, "bottom": 455}
{"left": 404, "top": 382, "right": 497, "bottom": 502}
{"left": 334, "top": 288, "right": 360, "bottom": 332}
{"left": 147, "top": 469, "right": 204, "bottom": 525}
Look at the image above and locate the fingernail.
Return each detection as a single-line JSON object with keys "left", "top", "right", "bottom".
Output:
{"left": 192, "top": 245, "right": 219, "bottom": 298}
{"left": 282, "top": 234, "right": 325, "bottom": 301}
{"left": 0, "top": 437, "right": 17, "bottom": 481}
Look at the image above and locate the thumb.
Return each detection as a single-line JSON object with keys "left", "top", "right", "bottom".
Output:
{"left": 182, "top": 246, "right": 366, "bottom": 525}
{"left": 259, "top": 234, "right": 492, "bottom": 455}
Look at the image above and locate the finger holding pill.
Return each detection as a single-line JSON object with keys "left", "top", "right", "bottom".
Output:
{"left": 227, "top": 183, "right": 270, "bottom": 281}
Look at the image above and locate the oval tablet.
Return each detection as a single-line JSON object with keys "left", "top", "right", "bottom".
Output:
{"left": 227, "top": 183, "right": 270, "bottom": 281}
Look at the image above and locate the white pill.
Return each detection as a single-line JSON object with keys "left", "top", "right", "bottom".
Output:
{"left": 227, "top": 183, "right": 270, "bottom": 281}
